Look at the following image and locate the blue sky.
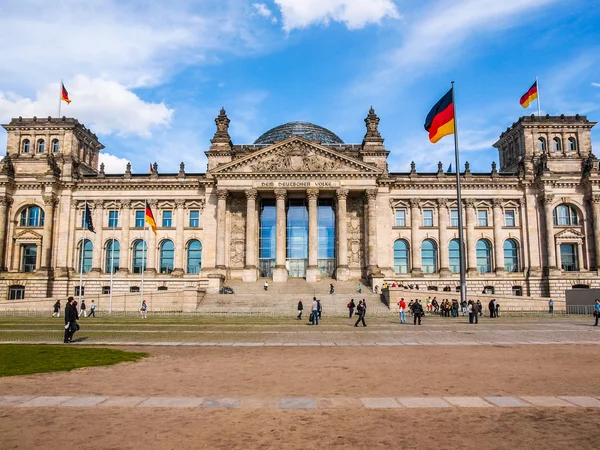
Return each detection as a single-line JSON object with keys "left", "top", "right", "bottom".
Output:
{"left": 1, "top": 0, "right": 599, "bottom": 174}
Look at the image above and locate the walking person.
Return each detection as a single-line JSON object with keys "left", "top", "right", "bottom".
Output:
{"left": 63, "top": 297, "right": 77, "bottom": 343}
{"left": 495, "top": 301, "right": 500, "bottom": 318}
{"left": 52, "top": 299, "right": 61, "bottom": 318}
{"left": 472, "top": 300, "right": 480, "bottom": 324}
{"left": 476, "top": 300, "right": 483, "bottom": 317}
{"left": 317, "top": 299, "right": 322, "bottom": 319}
{"left": 89, "top": 300, "right": 97, "bottom": 318}
{"left": 264, "top": 280, "right": 269, "bottom": 292}
{"left": 593, "top": 299, "right": 600, "bottom": 326}
{"left": 297, "top": 300, "right": 303, "bottom": 320}
{"left": 140, "top": 300, "right": 148, "bottom": 319}
{"left": 354, "top": 300, "right": 367, "bottom": 327}
{"left": 311, "top": 297, "right": 319, "bottom": 325}
{"left": 412, "top": 299, "right": 423, "bottom": 325}
{"left": 548, "top": 299, "right": 554, "bottom": 314}
{"left": 347, "top": 299, "right": 356, "bottom": 318}
{"left": 358, "top": 282, "right": 362, "bottom": 294}
{"left": 329, "top": 283, "right": 335, "bottom": 294}
{"left": 467, "top": 300, "right": 474, "bottom": 324}
{"left": 398, "top": 298, "right": 407, "bottom": 324}
{"left": 488, "top": 299, "right": 495, "bottom": 319}
{"left": 80, "top": 299, "right": 87, "bottom": 318}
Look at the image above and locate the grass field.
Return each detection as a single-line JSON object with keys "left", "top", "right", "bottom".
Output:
{"left": 0, "top": 344, "right": 148, "bottom": 377}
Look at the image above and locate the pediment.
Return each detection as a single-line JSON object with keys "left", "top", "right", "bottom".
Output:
{"left": 555, "top": 228, "right": 585, "bottom": 240}
{"left": 14, "top": 229, "right": 43, "bottom": 240}
{"left": 211, "top": 137, "right": 381, "bottom": 176}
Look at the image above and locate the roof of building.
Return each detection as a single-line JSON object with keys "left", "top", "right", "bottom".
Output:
{"left": 254, "top": 121, "right": 344, "bottom": 145}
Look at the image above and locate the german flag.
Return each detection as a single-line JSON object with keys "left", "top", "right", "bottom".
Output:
{"left": 424, "top": 88, "right": 454, "bottom": 143}
{"left": 520, "top": 81, "right": 538, "bottom": 108}
{"left": 61, "top": 83, "right": 71, "bottom": 104}
{"left": 149, "top": 162, "right": 153, "bottom": 174}
{"left": 145, "top": 201, "right": 157, "bottom": 235}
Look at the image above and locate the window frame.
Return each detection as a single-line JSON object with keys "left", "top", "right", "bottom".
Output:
{"left": 37, "top": 139, "right": 45, "bottom": 153}
{"left": 421, "top": 239, "right": 437, "bottom": 273}
{"left": 449, "top": 239, "right": 461, "bottom": 273}
{"left": 450, "top": 209, "right": 459, "bottom": 227}
{"left": 422, "top": 209, "right": 434, "bottom": 227}
{"left": 189, "top": 210, "right": 200, "bottom": 228}
{"left": 108, "top": 210, "right": 119, "bottom": 228}
{"left": 537, "top": 137, "right": 546, "bottom": 152}
{"left": 21, "top": 244, "right": 37, "bottom": 273}
{"left": 503, "top": 239, "right": 519, "bottom": 273}
{"left": 476, "top": 239, "right": 492, "bottom": 273}
{"left": 52, "top": 139, "right": 59, "bottom": 153}
{"left": 105, "top": 239, "right": 120, "bottom": 274}
{"left": 393, "top": 239, "right": 409, "bottom": 274}
{"left": 186, "top": 240, "right": 202, "bottom": 274}
{"left": 8, "top": 285, "right": 25, "bottom": 300}
{"left": 553, "top": 204, "right": 578, "bottom": 226}
{"left": 552, "top": 137, "right": 561, "bottom": 152}
{"left": 567, "top": 137, "right": 577, "bottom": 151}
{"left": 78, "top": 239, "right": 93, "bottom": 273}
{"left": 560, "top": 243, "right": 578, "bottom": 272}
{"left": 504, "top": 209, "right": 516, "bottom": 227}
{"left": 135, "top": 210, "right": 145, "bottom": 228}
{"left": 395, "top": 209, "right": 406, "bottom": 227}
{"left": 162, "top": 210, "right": 173, "bottom": 228}
{"left": 477, "top": 209, "right": 488, "bottom": 227}
{"left": 132, "top": 240, "right": 147, "bottom": 273}
{"left": 22, "top": 139, "right": 31, "bottom": 153}
{"left": 159, "top": 240, "right": 175, "bottom": 274}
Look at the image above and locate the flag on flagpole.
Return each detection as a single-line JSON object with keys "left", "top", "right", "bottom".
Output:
{"left": 145, "top": 201, "right": 157, "bottom": 235}
{"left": 149, "top": 163, "right": 153, "bottom": 174}
{"left": 446, "top": 163, "right": 452, "bottom": 173}
{"left": 61, "top": 83, "right": 71, "bottom": 104}
{"left": 520, "top": 81, "right": 538, "bottom": 108}
{"left": 424, "top": 88, "right": 454, "bottom": 143}
{"left": 83, "top": 202, "right": 95, "bottom": 233}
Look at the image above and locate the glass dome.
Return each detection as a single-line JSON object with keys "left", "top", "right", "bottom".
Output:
{"left": 254, "top": 121, "right": 344, "bottom": 145}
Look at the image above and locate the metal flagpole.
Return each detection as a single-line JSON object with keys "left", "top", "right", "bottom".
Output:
{"left": 109, "top": 201, "right": 116, "bottom": 313}
{"left": 536, "top": 76, "right": 541, "bottom": 117}
{"left": 141, "top": 201, "right": 147, "bottom": 308}
{"left": 58, "top": 80, "right": 63, "bottom": 118}
{"left": 78, "top": 201, "right": 86, "bottom": 310}
{"left": 451, "top": 82, "right": 467, "bottom": 306}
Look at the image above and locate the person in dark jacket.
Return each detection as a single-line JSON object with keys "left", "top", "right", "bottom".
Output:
{"left": 297, "top": 300, "right": 303, "bottom": 320}
{"left": 52, "top": 300, "right": 61, "bottom": 318}
{"left": 354, "top": 300, "right": 367, "bottom": 327}
{"left": 488, "top": 299, "right": 495, "bottom": 318}
{"left": 63, "top": 297, "right": 78, "bottom": 343}
{"left": 472, "top": 300, "right": 480, "bottom": 324}
{"left": 412, "top": 300, "right": 424, "bottom": 325}
{"left": 348, "top": 299, "right": 356, "bottom": 318}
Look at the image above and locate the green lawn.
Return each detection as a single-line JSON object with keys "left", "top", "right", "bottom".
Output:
{"left": 0, "top": 344, "right": 148, "bottom": 377}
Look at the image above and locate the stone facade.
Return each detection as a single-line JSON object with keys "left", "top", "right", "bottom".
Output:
{"left": 0, "top": 111, "right": 598, "bottom": 303}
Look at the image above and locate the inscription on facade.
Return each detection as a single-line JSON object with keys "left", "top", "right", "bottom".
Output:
{"left": 253, "top": 181, "right": 340, "bottom": 188}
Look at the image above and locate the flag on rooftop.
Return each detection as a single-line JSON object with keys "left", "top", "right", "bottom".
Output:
{"left": 61, "top": 82, "right": 71, "bottom": 104}
{"left": 424, "top": 88, "right": 454, "bottom": 143}
{"left": 520, "top": 81, "right": 538, "bottom": 108}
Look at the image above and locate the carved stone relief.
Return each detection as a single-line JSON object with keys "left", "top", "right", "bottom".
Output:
{"left": 250, "top": 142, "right": 342, "bottom": 172}
{"left": 347, "top": 196, "right": 365, "bottom": 268}
{"left": 228, "top": 196, "right": 246, "bottom": 269}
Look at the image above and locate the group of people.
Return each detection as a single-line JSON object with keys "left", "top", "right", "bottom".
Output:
{"left": 346, "top": 299, "right": 368, "bottom": 326}
{"left": 53, "top": 299, "right": 97, "bottom": 318}
{"left": 397, "top": 298, "right": 424, "bottom": 325}
{"left": 396, "top": 296, "right": 502, "bottom": 325}
{"left": 297, "top": 297, "right": 322, "bottom": 325}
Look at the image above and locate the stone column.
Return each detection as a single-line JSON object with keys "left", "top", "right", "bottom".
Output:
{"left": 118, "top": 200, "right": 130, "bottom": 273}
{"left": 562, "top": 133, "right": 568, "bottom": 155}
{"left": 592, "top": 195, "right": 600, "bottom": 271}
{"left": 492, "top": 199, "right": 505, "bottom": 274}
{"left": 365, "top": 189, "right": 380, "bottom": 276}
{"left": 306, "top": 188, "right": 320, "bottom": 282}
{"left": 464, "top": 198, "right": 478, "bottom": 275}
{"left": 542, "top": 194, "right": 557, "bottom": 271}
{"left": 437, "top": 199, "right": 450, "bottom": 275}
{"left": 243, "top": 189, "right": 258, "bottom": 282}
{"left": 145, "top": 199, "right": 157, "bottom": 273}
{"left": 40, "top": 195, "right": 58, "bottom": 271}
{"left": 173, "top": 199, "right": 186, "bottom": 276}
{"left": 409, "top": 198, "right": 423, "bottom": 276}
{"left": 273, "top": 189, "right": 288, "bottom": 282}
{"left": 0, "top": 197, "right": 12, "bottom": 271}
{"left": 215, "top": 189, "right": 228, "bottom": 269}
{"left": 336, "top": 188, "right": 351, "bottom": 281}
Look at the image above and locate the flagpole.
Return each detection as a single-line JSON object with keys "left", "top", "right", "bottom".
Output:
{"left": 536, "top": 76, "right": 541, "bottom": 117}
{"left": 78, "top": 201, "right": 86, "bottom": 310}
{"left": 58, "top": 80, "right": 63, "bottom": 118}
{"left": 451, "top": 82, "right": 467, "bottom": 306}
{"left": 141, "top": 202, "right": 147, "bottom": 309}
{"left": 109, "top": 201, "right": 116, "bottom": 313}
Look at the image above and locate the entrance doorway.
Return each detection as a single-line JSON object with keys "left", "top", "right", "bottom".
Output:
{"left": 287, "top": 198, "right": 308, "bottom": 278}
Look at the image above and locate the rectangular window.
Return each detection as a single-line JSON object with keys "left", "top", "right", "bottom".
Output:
{"left": 423, "top": 209, "right": 433, "bottom": 227}
{"left": 450, "top": 209, "right": 458, "bottom": 227}
{"left": 505, "top": 210, "right": 516, "bottom": 227}
{"left": 74, "top": 286, "right": 84, "bottom": 296}
{"left": 108, "top": 210, "right": 119, "bottom": 228}
{"left": 477, "top": 210, "right": 488, "bottom": 227}
{"left": 157, "top": 286, "right": 168, "bottom": 291}
{"left": 189, "top": 210, "right": 200, "bottom": 227}
{"left": 162, "top": 210, "right": 173, "bottom": 227}
{"left": 560, "top": 243, "right": 578, "bottom": 271}
{"left": 395, "top": 209, "right": 406, "bottom": 227}
{"left": 9, "top": 285, "right": 25, "bottom": 300}
{"left": 130, "top": 286, "right": 140, "bottom": 293}
{"left": 135, "top": 210, "right": 145, "bottom": 227}
{"left": 22, "top": 244, "right": 37, "bottom": 273}
{"left": 102, "top": 286, "right": 111, "bottom": 295}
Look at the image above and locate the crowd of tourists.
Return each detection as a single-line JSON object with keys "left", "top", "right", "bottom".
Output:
{"left": 394, "top": 296, "right": 503, "bottom": 325}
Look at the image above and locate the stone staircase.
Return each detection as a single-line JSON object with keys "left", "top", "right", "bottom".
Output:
{"left": 198, "top": 278, "right": 389, "bottom": 316}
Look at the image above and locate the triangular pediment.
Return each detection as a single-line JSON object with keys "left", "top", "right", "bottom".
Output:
{"left": 555, "top": 228, "right": 585, "bottom": 240}
{"left": 211, "top": 137, "right": 381, "bottom": 176}
{"left": 14, "top": 229, "right": 43, "bottom": 240}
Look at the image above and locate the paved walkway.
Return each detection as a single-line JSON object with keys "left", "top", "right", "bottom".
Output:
{"left": 2, "top": 395, "right": 599, "bottom": 409}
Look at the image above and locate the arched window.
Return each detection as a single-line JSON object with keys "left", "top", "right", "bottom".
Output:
{"left": 552, "top": 137, "right": 561, "bottom": 152}
{"left": 393, "top": 239, "right": 409, "bottom": 274}
{"left": 52, "top": 139, "right": 59, "bottom": 153}
{"left": 77, "top": 239, "right": 93, "bottom": 273}
{"left": 553, "top": 204, "right": 578, "bottom": 226}
{"left": 504, "top": 239, "right": 519, "bottom": 273}
{"left": 105, "top": 240, "right": 120, "bottom": 273}
{"left": 22, "top": 139, "right": 30, "bottom": 153}
{"left": 132, "top": 240, "right": 147, "bottom": 273}
{"left": 449, "top": 239, "right": 461, "bottom": 273}
{"left": 537, "top": 137, "right": 546, "bottom": 152}
{"left": 186, "top": 240, "right": 202, "bottom": 274}
{"left": 568, "top": 137, "right": 577, "bottom": 151}
{"left": 159, "top": 240, "right": 175, "bottom": 274}
{"left": 19, "top": 206, "right": 45, "bottom": 227}
{"left": 37, "top": 139, "right": 45, "bottom": 153}
{"left": 476, "top": 239, "right": 492, "bottom": 273}
{"left": 421, "top": 239, "right": 437, "bottom": 273}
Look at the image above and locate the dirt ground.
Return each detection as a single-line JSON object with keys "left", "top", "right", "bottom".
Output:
{"left": 1, "top": 345, "right": 599, "bottom": 449}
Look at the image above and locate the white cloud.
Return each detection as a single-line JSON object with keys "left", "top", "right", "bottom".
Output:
{"left": 0, "top": 75, "right": 173, "bottom": 138}
{"left": 253, "top": 3, "right": 273, "bottom": 18}
{"left": 274, "top": 0, "right": 399, "bottom": 31}
{"left": 592, "top": 82, "right": 600, "bottom": 88}
{"left": 99, "top": 152, "right": 130, "bottom": 173}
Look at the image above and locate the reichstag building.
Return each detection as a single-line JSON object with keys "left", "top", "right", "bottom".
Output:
{"left": 0, "top": 108, "right": 597, "bottom": 302}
